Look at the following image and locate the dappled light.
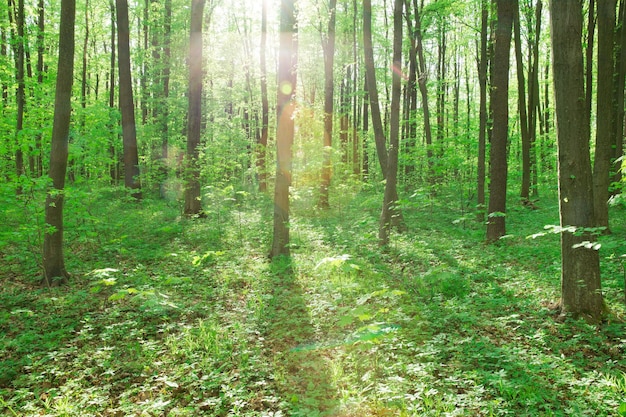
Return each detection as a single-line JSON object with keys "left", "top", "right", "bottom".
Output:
{"left": 1, "top": 0, "right": 626, "bottom": 415}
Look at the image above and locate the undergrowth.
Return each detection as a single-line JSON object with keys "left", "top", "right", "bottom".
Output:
{"left": 1, "top": 181, "right": 625, "bottom": 416}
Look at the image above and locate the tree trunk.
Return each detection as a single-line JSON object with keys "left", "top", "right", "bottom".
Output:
{"left": 514, "top": 2, "right": 531, "bottom": 203}
{"left": 10, "top": 0, "right": 25, "bottom": 194}
{"left": 108, "top": 0, "right": 118, "bottom": 184}
{"left": 379, "top": 0, "right": 403, "bottom": 246}
{"left": 413, "top": 0, "right": 434, "bottom": 185}
{"left": 550, "top": 0, "right": 603, "bottom": 323}
{"left": 43, "top": 0, "right": 75, "bottom": 286}
{"left": 613, "top": 0, "right": 626, "bottom": 190}
{"left": 319, "top": 0, "right": 337, "bottom": 209}
{"left": 593, "top": 0, "right": 616, "bottom": 231}
{"left": 486, "top": 0, "right": 514, "bottom": 242}
{"left": 403, "top": 0, "right": 418, "bottom": 179}
{"left": 270, "top": 0, "right": 297, "bottom": 258}
{"left": 528, "top": 0, "right": 542, "bottom": 198}
{"left": 585, "top": 0, "right": 596, "bottom": 129}
{"left": 476, "top": 0, "right": 488, "bottom": 222}
{"left": 81, "top": 0, "right": 89, "bottom": 117}
{"left": 184, "top": 0, "right": 205, "bottom": 216}
{"left": 258, "top": 0, "right": 269, "bottom": 192}
{"left": 363, "top": 0, "right": 388, "bottom": 176}
{"left": 116, "top": 0, "right": 141, "bottom": 199}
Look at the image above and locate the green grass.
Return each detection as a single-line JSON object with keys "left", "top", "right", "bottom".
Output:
{"left": 1, "top": 181, "right": 625, "bottom": 416}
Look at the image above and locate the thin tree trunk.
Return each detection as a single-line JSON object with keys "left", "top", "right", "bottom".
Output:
{"left": 10, "top": 0, "right": 25, "bottom": 194}
{"left": 514, "top": 2, "right": 531, "bottom": 203}
{"left": 116, "top": 0, "right": 141, "bottom": 198}
{"left": 486, "top": 0, "right": 514, "bottom": 242}
{"left": 108, "top": 0, "right": 118, "bottom": 184}
{"left": 476, "top": 0, "right": 488, "bottom": 222}
{"left": 379, "top": 0, "right": 403, "bottom": 246}
{"left": 528, "top": 0, "right": 542, "bottom": 198}
{"left": 403, "top": 0, "right": 418, "bottom": 179}
{"left": 585, "top": 0, "right": 596, "bottom": 127}
{"left": 413, "top": 0, "right": 434, "bottom": 185}
{"left": 363, "top": 0, "right": 388, "bottom": 176}
{"left": 270, "top": 0, "right": 297, "bottom": 258}
{"left": 81, "top": 0, "right": 89, "bottom": 116}
{"left": 258, "top": 0, "right": 269, "bottom": 192}
{"left": 184, "top": 0, "right": 205, "bottom": 216}
{"left": 319, "top": 0, "right": 337, "bottom": 209}
{"left": 43, "top": 0, "right": 75, "bottom": 286}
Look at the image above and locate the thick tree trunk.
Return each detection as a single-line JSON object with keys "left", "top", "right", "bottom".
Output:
{"left": 184, "top": 0, "right": 205, "bottom": 216}
{"left": 43, "top": 0, "right": 75, "bottom": 286}
{"left": 270, "top": 0, "right": 297, "bottom": 258}
{"left": 116, "top": 0, "right": 141, "bottom": 199}
{"left": 319, "top": 0, "right": 337, "bottom": 209}
{"left": 550, "top": 0, "right": 604, "bottom": 323}
{"left": 379, "top": 0, "right": 403, "bottom": 246}
{"left": 593, "top": 0, "right": 616, "bottom": 231}
{"left": 486, "top": 0, "right": 514, "bottom": 242}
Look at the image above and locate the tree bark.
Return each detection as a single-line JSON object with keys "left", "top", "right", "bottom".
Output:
{"left": 43, "top": 0, "right": 75, "bottom": 286}
{"left": 476, "top": 0, "right": 488, "bottom": 222}
{"left": 486, "top": 0, "right": 514, "bottom": 242}
{"left": 319, "top": 0, "right": 337, "bottom": 209}
{"left": 116, "top": 0, "right": 141, "bottom": 199}
{"left": 10, "top": 0, "right": 25, "bottom": 194}
{"left": 379, "top": 0, "right": 403, "bottom": 246}
{"left": 270, "top": 0, "right": 297, "bottom": 258}
{"left": 513, "top": 2, "right": 531, "bottom": 203}
{"left": 550, "top": 0, "right": 604, "bottom": 322}
{"left": 593, "top": 0, "right": 616, "bottom": 231}
{"left": 613, "top": 0, "right": 626, "bottom": 190}
{"left": 363, "top": 0, "right": 388, "bottom": 176}
{"left": 258, "top": 0, "right": 269, "bottom": 192}
{"left": 413, "top": 0, "right": 434, "bottom": 185}
{"left": 184, "top": 0, "right": 206, "bottom": 216}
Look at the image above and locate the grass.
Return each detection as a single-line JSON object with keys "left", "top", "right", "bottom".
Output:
{"left": 1, "top": 180, "right": 626, "bottom": 416}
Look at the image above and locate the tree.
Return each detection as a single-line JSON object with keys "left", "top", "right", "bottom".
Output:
{"left": 411, "top": 0, "right": 434, "bottom": 185}
{"left": 363, "top": 0, "right": 388, "bottom": 176}
{"left": 476, "top": 0, "right": 489, "bottom": 222}
{"left": 116, "top": 0, "right": 141, "bottom": 199}
{"left": 550, "top": 0, "right": 603, "bottom": 322}
{"left": 592, "top": 0, "right": 616, "bottom": 231}
{"left": 184, "top": 0, "right": 206, "bottom": 216}
{"left": 318, "top": 0, "right": 337, "bottom": 209}
{"left": 258, "top": 0, "right": 269, "bottom": 192}
{"left": 270, "top": 0, "right": 297, "bottom": 258}
{"left": 9, "top": 0, "right": 25, "bottom": 194}
{"left": 513, "top": 1, "right": 531, "bottom": 203}
{"left": 379, "top": 0, "right": 402, "bottom": 246}
{"left": 486, "top": 0, "right": 514, "bottom": 242}
{"left": 42, "top": 0, "right": 75, "bottom": 286}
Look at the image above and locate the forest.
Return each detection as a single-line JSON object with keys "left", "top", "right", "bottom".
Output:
{"left": 1, "top": 0, "right": 626, "bottom": 415}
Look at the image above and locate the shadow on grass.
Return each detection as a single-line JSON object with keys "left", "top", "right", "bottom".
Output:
{"left": 260, "top": 255, "right": 340, "bottom": 416}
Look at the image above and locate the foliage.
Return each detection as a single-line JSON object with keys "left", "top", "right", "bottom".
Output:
{"left": 1, "top": 183, "right": 625, "bottom": 416}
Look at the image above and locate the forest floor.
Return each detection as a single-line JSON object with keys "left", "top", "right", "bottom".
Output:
{"left": 1, "top": 180, "right": 626, "bottom": 416}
